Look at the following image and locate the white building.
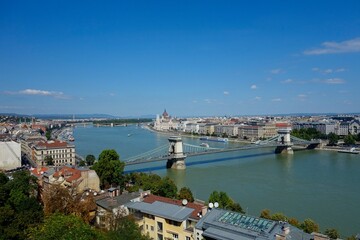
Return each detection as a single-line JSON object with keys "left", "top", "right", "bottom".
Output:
{"left": 0, "top": 141, "right": 21, "bottom": 171}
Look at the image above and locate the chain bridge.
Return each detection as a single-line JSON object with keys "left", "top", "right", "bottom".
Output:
{"left": 123, "top": 128, "right": 320, "bottom": 170}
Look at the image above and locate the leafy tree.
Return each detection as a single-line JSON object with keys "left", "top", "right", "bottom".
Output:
{"left": 260, "top": 209, "right": 271, "bottom": 219}
{"left": 288, "top": 218, "right": 301, "bottom": 228}
{"left": 344, "top": 135, "right": 356, "bottom": 145}
{"left": 29, "top": 213, "right": 102, "bottom": 240}
{"left": 300, "top": 218, "right": 319, "bottom": 234}
{"left": 328, "top": 133, "right": 339, "bottom": 146}
{"left": 79, "top": 160, "right": 86, "bottom": 166}
{"left": 105, "top": 215, "right": 151, "bottom": 240}
{"left": 91, "top": 149, "right": 125, "bottom": 189}
{"left": 178, "top": 187, "right": 194, "bottom": 202}
{"left": 208, "top": 191, "right": 244, "bottom": 213}
{"left": 86, "top": 154, "right": 96, "bottom": 166}
{"left": 271, "top": 213, "right": 287, "bottom": 221}
{"left": 156, "top": 177, "right": 178, "bottom": 198}
{"left": 125, "top": 173, "right": 178, "bottom": 198}
{"left": 0, "top": 171, "right": 43, "bottom": 240}
{"left": 42, "top": 184, "right": 96, "bottom": 224}
{"left": 324, "top": 228, "right": 340, "bottom": 239}
{"left": 346, "top": 235, "right": 357, "bottom": 240}
{"left": 45, "top": 129, "right": 52, "bottom": 140}
{"left": 44, "top": 155, "right": 53, "bottom": 166}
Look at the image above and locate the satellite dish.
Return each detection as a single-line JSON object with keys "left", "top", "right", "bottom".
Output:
{"left": 214, "top": 202, "right": 219, "bottom": 208}
{"left": 182, "top": 199, "right": 188, "bottom": 206}
{"left": 208, "top": 202, "right": 214, "bottom": 209}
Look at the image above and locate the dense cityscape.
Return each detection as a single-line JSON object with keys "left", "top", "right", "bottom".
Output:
{"left": 1, "top": 111, "right": 359, "bottom": 239}
{"left": 2, "top": 1, "right": 360, "bottom": 239}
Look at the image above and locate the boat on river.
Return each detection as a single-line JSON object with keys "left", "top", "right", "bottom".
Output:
{"left": 199, "top": 137, "right": 228, "bottom": 142}
{"left": 200, "top": 143, "right": 210, "bottom": 148}
{"left": 338, "top": 147, "right": 359, "bottom": 154}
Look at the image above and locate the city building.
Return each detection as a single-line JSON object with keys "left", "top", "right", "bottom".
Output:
{"left": 95, "top": 190, "right": 150, "bottom": 229}
{"left": 31, "top": 140, "right": 76, "bottom": 166}
{"left": 0, "top": 140, "right": 21, "bottom": 171}
{"left": 31, "top": 165, "right": 100, "bottom": 194}
{"left": 195, "top": 208, "right": 322, "bottom": 240}
{"left": 127, "top": 194, "right": 207, "bottom": 240}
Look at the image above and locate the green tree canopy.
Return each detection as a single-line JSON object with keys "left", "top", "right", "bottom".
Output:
{"left": 125, "top": 173, "right": 178, "bottom": 198}
{"left": 344, "top": 135, "right": 356, "bottom": 145}
{"left": 208, "top": 191, "right": 244, "bottom": 213}
{"left": 0, "top": 171, "right": 43, "bottom": 240}
{"left": 324, "top": 228, "right": 340, "bottom": 239}
{"left": 29, "top": 213, "right": 102, "bottom": 240}
{"left": 328, "top": 133, "right": 339, "bottom": 146}
{"left": 300, "top": 218, "right": 319, "bottom": 234}
{"left": 86, "top": 154, "right": 96, "bottom": 166}
{"left": 105, "top": 215, "right": 151, "bottom": 240}
{"left": 177, "top": 187, "right": 194, "bottom": 202}
{"left": 44, "top": 155, "right": 53, "bottom": 166}
{"left": 91, "top": 149, "right": 125, "bottom": 189}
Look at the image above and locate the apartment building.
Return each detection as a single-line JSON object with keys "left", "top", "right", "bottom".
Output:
{"left": 127, "top": 194, "right": 207, "bottom": 240}
{"left": 31, "top": 140, "right": 75, "bottom": 166}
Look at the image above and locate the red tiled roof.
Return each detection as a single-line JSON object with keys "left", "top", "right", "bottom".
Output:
{"left": 30, "top": 167, "right": 49, "bottom": 177}
{"left": 37, "top": 140, "right": 68, "bottom": 148}
{"left": 143, "top": 194, "right": 205, "bottom": 220}
{"left": 276, "top": 123, "right": 292, "bottom": 128}
{"left": 53, "top": 166, "right": 81, "bottom": 183}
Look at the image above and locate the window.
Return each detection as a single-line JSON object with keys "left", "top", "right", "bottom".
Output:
{"left": 151, "top": 226, "right": 154, "bottom": 231}
{"left": 186, "top": 237, "right": 191, "bottom": 240}
{"left": 172, "top": 233, "right": 178, "bottom": 240}
{"left": 157, "top": 234, "right": 163, "bottom": 240}
{"left": 157, "top": 221, "right": 163, "bottom": 232}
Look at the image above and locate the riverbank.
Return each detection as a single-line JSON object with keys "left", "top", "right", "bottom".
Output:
{"left": 143, "top": 124, "right": 252, "bottom": 144}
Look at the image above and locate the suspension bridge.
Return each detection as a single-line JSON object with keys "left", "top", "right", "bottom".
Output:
{"left": 123, "top": 128, "right": 320, "bottom": 169}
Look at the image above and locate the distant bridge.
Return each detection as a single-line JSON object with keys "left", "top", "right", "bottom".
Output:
{"left": 123, "top": 128, "right": 320, "bottom": 170}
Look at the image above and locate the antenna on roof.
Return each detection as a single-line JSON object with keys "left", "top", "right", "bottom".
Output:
{"left": 208, "top": 202, "right": 214, "bottom": 209}
{"left": 182, "top": 199, "right": 188, "bottom": 206}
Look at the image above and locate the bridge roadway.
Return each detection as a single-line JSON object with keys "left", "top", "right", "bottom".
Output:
{"left": 124, "top": 143, "right": 312, "bottom": 166}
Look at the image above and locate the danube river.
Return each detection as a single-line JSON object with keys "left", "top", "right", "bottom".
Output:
{"left": 73, "top": 124, "right": 360, "bottom": 236}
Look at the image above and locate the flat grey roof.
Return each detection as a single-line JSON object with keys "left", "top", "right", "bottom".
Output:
{"left": 127, "top": 200, "right": 194, "bottom": 222}
{"left": 96, "top": 192, "right": 141, "bottom": 211}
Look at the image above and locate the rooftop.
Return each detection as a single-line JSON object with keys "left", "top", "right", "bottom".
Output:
{"left": 127, "top": 200, "right": 194, "bottom": 222}
{"left": 96, "top": 191, "right": 142, "bottom": 211}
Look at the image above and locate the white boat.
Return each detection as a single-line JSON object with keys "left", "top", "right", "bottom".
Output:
{"left": 200, "top": 143, "right": 210, "bottom": 148}
{"left": 338, "top": 147, "right": 359, "bottom": 154}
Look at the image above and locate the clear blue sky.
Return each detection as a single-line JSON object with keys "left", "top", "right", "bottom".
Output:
{"left": 1, "top": 1, "right": 360, "bottom": 117}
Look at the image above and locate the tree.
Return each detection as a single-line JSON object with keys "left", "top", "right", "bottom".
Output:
{"left": 44, "top": 155, "right": 53, "bottom": 166}
{"left": 79, "top": 160, "right": 86, "bottom": 166}
{"left": 45, "top": 129, "right": 52, "bottom": 140}
{"left": 324, "top": 228, "right": 340, "bottom": 239}
{"left": 328, "top": 133, "right": 339, "bottom": 146}
{"left": 29, "top": 213, "right": 102, "bottom": 240}
{"left": 178, "top": 187, "right": 194, "bottom": 202}
{"left": 42, "top": 184, "right": 96, "bottom": 223}
{"left": 344, "top": 135, "right": 356, "bottom": 145}
{"left": 0, "top": 171, "right": 43, "bottom": 240}
{"left": 208, "top": 191, "right": 244, "bottom": 213}
{"left": 300, "top": 218, "right": 319, "bottom": 234}
{"left": 156, "top": 177, "right": 178, "bottom": 198}
{"left": 91, "top": 149, "right": 125, "bottom": 189}
{"left": 260, "top": 209, "right": 271, "bottom": 219}
{"left": 105, "top": 215, "right": 151, "bottom": 240}
{"left": 86, "top": 154, "right": 96, "bottom": 166}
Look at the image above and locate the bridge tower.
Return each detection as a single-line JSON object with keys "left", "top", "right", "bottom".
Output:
{"left": 275, "top": 127, "right": 294, "bottom": 154}
{"left": 167, "top": 136, "right": 186, "bottom": 170}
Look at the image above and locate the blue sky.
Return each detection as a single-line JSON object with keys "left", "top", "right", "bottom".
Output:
{"left": 1, "top": 1, "right": 360, "bottom": 117}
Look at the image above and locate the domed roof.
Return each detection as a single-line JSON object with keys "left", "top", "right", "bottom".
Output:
{"left": 162, "top": 109, "right": 169, "bottom": 117}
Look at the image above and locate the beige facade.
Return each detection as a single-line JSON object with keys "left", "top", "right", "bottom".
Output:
{"left": 32, "top": 140, "right": 75, "bottom": 166}
{"left": 128, "top": 195, "right": 206, "bottom": 240}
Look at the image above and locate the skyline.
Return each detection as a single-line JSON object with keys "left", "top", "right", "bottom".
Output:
{"left": 1, "top": 1, "right": 360, "bottom": 117}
